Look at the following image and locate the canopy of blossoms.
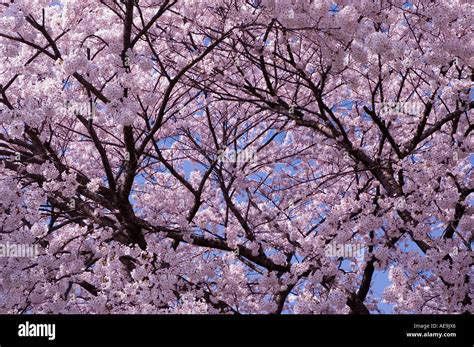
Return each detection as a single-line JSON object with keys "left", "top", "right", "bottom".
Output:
{"left": 0, "top": 0, "right": 472, "bottom": 314}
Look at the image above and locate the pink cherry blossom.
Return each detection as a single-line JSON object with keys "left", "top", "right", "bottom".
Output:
{"left": 0, "top": 0, "right": 472, "bottom": 315}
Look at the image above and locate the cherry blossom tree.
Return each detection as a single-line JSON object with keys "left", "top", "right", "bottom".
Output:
{"left": 0, "top": 0, "right": 472, "bottom": 314}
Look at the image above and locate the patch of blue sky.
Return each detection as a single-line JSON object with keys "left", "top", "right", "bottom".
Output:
{"left": 260, "top": 127, "right": 287, "bottom": 144}
{"left": 371, "top": 270, "right": 393, "bottom": 313}
{"left": 203, "top": 36, "right": 212, "bottom": 47}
